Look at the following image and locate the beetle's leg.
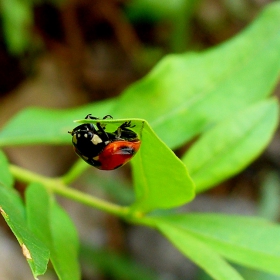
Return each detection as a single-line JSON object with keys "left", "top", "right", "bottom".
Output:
{"left": 98, "top": 115, "right": 113, "bottom": 130}
{"left": 114, "top": 121, "right": 135, "bottom": 138}
{"left": 84, "top": 114, "right": 113, "bottom": 120}
{"left": 84, "top": 114, "right": 110, "bottom": 131}
{"left": 95, "top": 122, "right": 110, "bottom": 141}
{"left": 115, "top": 121, "right": 138, "bottom": 140}
{"left": 85, "top": 114, "right": 113, "bottom": 130}
{"left": 99, "top": 115, "right": 113, "bottom": 130}
{"left": 85, "top": 114, "right": 99, "bottom": 120}
{"left": 115, "top": 122, "right": 128, "bottom": 138}
{"left": 119, "top": 121, "right": 136, "bottom": 130}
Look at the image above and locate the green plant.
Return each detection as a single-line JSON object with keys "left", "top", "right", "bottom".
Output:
{"left": 0, "top": 2, "right": 280, "bottom": 280}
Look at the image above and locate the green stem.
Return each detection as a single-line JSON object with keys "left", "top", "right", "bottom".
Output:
{"left": 60, "top": 159, "right": 89, "bottom": 184}
{"left": 9, "top": 165, "right": 129, "bottom": 218}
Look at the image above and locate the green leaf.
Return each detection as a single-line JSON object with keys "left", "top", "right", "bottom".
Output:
{"left": 75, "top": 118, "right": 195, "bottom": 212}
{"left": 25, "top": 183, "right": 80, "bottom": 280}
{"left": 182, "top": 99, "right": 279, "bottom": 193}
{"left": 155, "top": 219, "right": 244, "bottom": 280}
{"left": 112, "top": 2, "right": 280, "bottom": 149}
{"left": 0, "top": 99, "right": 116, "bottom": 147}
{"left": 130, "top": 121, "right": 195, "bottom": 212}
{"left": 1, "top": 0, "right": 33, "bottom": 54}
{"left": 0, "top": 149, "right": 14, "bottom": 188}
{"left": 50, "top": 202, "right": 80, "bottom": 280}
{"left": 154, "top": 213, "right": 280, "bottom": 276}
{"left": 26, "top": 183, "right": 52, "bottom": 247}
{"left": 0, "top": 186, "right": 50, "bottom": 278}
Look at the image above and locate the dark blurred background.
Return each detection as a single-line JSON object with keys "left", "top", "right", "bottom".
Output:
{"left": 0, "top": 0, "right": 279, "bottom": 279}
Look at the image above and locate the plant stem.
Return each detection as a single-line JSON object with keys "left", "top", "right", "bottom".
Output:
{"left": 9, "top": 164, "right": 129, "bottom": 218}
{"left": 60, "top": 159, "right": 89, "bottom": 184}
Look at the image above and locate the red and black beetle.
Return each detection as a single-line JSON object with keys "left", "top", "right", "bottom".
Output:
{"left": 69, "top": 115, "right": 141, "bottom": 170}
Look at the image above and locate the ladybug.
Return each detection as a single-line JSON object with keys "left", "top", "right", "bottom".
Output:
{"left": 68, "top": 114, "right": 141, "bottom": 170}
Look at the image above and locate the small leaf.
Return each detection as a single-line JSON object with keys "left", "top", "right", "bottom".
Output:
{"left": 0, "top": 186, "right": 50, "bottom": 278}
{"left": 130, "top": 121, "right": 195, "bottom": 212}
{"left": 75, "top": 118, "right": 195, "bottom": 212}
{"left": 182, "top": 99, "right": 279, "bottom": 193}
{"left": 25, "top": 183, "right": 80, "bottom": 280}
{"left": 0, "top": 149, "right": 14, "bottom": 188}
{"left": 155, "top": 218, "right": 244, "bottom": 280}
{"left": 154, "top": 213, "right": 280, "bottom": 276}
{"left": 26, "top": 183, "right": 52, "bottom": 247}
{"left": 50, "top": 202, "right": 80, "bottom": 280}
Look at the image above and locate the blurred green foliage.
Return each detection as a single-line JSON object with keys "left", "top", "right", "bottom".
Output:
{"left": 1, "top": 0, "right": 33, "bottom": 54}
{"left": 0, "top": 2, "right": 280, "bottom": 280}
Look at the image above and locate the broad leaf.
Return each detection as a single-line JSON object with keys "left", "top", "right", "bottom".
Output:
{"left": 0, "top": 186, "right": 49, "bottom": 278}
{"left": 156, "top": 219, "right": 244, "bottom": 280}
{"left": 183, "top": 99, "right": 279, "bottom": 192}
{"left": 154, "top": 214, "right": 280, "bottom": 276}
{"left": 25, "top": 183, "right": 80, "bottom": 280}
{"left": 112, "top": 2, "right": 280, "bottom": 148}
{"left": 75, "top": 118, "right": 195, "bottom": 212}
